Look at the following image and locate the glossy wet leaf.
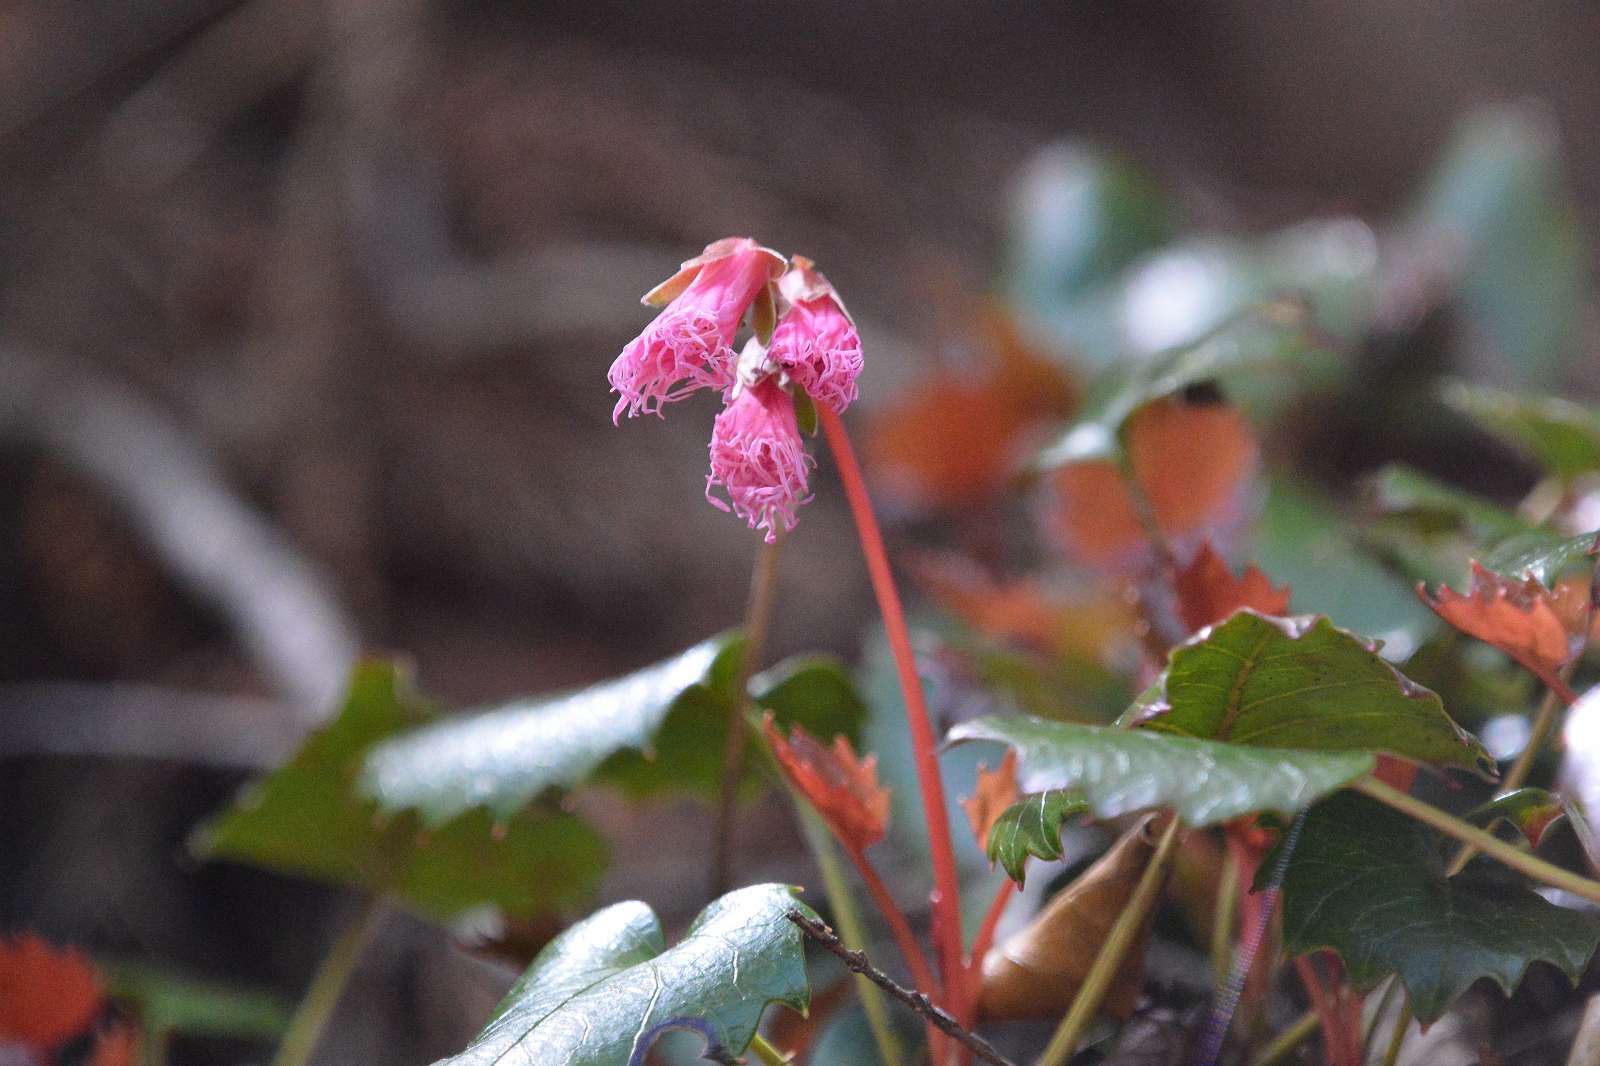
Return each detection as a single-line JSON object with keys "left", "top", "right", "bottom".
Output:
{"left": 1276, "top": 791, "right": 1600, "bottom": 1023}
{"left": 436, "top": 884, "right": 813, "bottom": 1066}
{"left": 1482, "top": 530, "right": 1600, "bottom": 588}
{"left": 980, "top": 816, "right": 1157, "bottom": 1021}
{"left": 947, "top": 715, "right": 1372, "bottom": 827}
{"left": 1121, "top": 610, "right": 1493, "bottom": 776}
{"left": 1440, "top": 380, "right": 1600, "bottom": 482}
{"left": 986, "top": 789, "right": 1090, "bottom": 884}
{"left": 361, "top": 638, "right": 866, "bottom": 821}
{"left": 194, "top": 662, "right": 606, "bottom": 920}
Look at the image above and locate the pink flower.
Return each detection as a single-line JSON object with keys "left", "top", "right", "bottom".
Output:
{"left": 608, "top": 238, "right": 785, "bottom": 423}
{"left": 770, "top": 257, "right": 863, "bottom": 414}
{"left": 706, "top": 377, "right": 814, "bottom": 542}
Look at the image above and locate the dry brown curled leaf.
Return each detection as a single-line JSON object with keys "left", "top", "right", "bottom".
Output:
{"left": 763, "top": 713, "right": 890, "bottom": 854}
{"left": 1173, "top": 542, "right": 1291, "bottom": 633}
{"left": 979, "top": 814, "right": 1162, "bottom": 1022}
{"left": 1048, "top": 397, "right": 1259, "bottom": 572}
{"left": 961, "top": 750, "right": 1021, "bottom": 850}
{"left": 1419, "top": 562, "right": 1593, "bottom": 697}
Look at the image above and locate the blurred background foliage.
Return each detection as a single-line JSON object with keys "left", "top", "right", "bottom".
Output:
{"left": 3, "top": 2, "right": 1600, "bottom": 1063}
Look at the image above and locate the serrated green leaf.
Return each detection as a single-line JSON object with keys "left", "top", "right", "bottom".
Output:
{"left": 1440, "top": 380, "right": 1600, "bottom": 481}
{"left": 987, "top": 789, "right": 1089, "bottom": 883}
{"left": 947, "top": 715, "right": 1372, "bottom": 827}
{"left": 1482, "top": 529, "right": 1600, "bottom": 588}
{"left": 361, "top": 638, "right": 867, "bottom": 819}
{"left": 192, "top": 662, "right": 605, "bottom": 920}
{"left": 438, "top": 884, "right": 813, "bottom": 1066}
{"left": 1277, "top": 791, "right": 1600, "bottom": 1023}
{"left": 1120, "top": 610, "right": 1494, "bottom": 777}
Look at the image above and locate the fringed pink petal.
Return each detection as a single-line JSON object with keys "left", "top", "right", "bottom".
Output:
{"left": 706, "top": 378, "right": 815, "bottom": 541}
{"left": 770, "top": 296, "right": 863, "bottom": 415}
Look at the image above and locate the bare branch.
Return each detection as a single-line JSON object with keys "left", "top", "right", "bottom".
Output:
{"left": 785, "top": 911, "right": 1017, "bottom": 1066}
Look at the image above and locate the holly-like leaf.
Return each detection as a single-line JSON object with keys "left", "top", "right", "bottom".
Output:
{"left": 1482, "top": 530, "right": 1600, "bottom": 589}
{"left": 986, "top": 789, "right": 1090, "bottom": 884}
{"left": 361, "top": 637, "right": 866, "bottom": 822}
{"left": 1173, "top": 542, "right": 1291, "bottom": 633}
{"left": 1420, "top": 562, "right": 1592, "bottom": 696}
{"left": 764, "top": 716, "right": 889, "bottom": 854}
{"left": 1277, "top": 791, "right": 1600, "bottom": 1023}
{"left": 194, "top": 662, "right": 605, "bottom": 920}
{"left": 1121, "top": 610, "right": 1493, "bottom": 775}
{"left": 1440, "top": 380, "right": 1600, "bottom": 482}
{"left": 1466, "top": 788, "right": 1567, "bottom": 849}
{"left": 980, "top": 816, "right": 1158, "bottom": 1021}
{"left": 947, "top": 715, "right": 1372, "bottom": 827}
{"left": 1044, "top": 395, "right": 1260, "bottom": 571}
{"left": 437, "top": 885, "right": 813, "bottom": 1066}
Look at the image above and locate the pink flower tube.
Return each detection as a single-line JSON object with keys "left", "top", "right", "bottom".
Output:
{"left": 770, "top": 257, "right": 863, "bottom": 414}
{"left": 705, "top": 377, "right": 814, "bottom": 542}
{"left": 608, "top": 238, "right": 784, "bottom": 422}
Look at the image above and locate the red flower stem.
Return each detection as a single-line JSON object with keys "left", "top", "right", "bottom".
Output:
{"left": 850, "top": 845, "right": 946, "bottom": 1061}
{"left": 966, "top": 877, "right": 1016, "bottom": 980}
{"left": 819, "top": 405, "right": 968, "bottom": 1016}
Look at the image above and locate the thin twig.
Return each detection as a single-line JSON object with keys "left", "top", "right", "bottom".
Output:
{"left": 786, "top": 912, "right": 1016, "bottom": 1066}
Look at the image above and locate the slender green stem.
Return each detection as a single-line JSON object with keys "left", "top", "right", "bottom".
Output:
{"left": 749, "top": 1033, "right": 790, "bottom": 1065}
{"left": 1356, "top": 778, "right": 1600, "bottom": 904}
{"left": 1036, "top": 818, "right": 1182, "bottom": 1066}
{"left": 1211, "top": 845, "right": 1241, "bottom": 986}
{"left": 1379, "top": 999, "right": 1413, "bottom": 1066}
{"left": 1246, "top": 1008, "right": 1320, "bottom": 1066}
{"left": 794, "top": 805, "right": 905, "bottom": 1066}
{"left": 819, "top": 406, "right": 967, "bottom": 1021}
{"left": 270, "top": 895, "right": 383, "bottom": 1066}
{"left": 711, "top": 531, "right": 785, "bottom": 898}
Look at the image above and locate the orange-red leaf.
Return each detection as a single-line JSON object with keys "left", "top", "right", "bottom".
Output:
{"left": 1419, "top": 562, "right": 1587, "bottom": 697}
{"left": 911, "top": 553, "right": 1136, "bottom": 661}
{"left": 1174, "top": 542, "right": 1291, "bottom": 633}
{"left": 90, "top": 1024, "right": 139, "bottom": 1066}
{"left": 1048, "top": 397, "right": 1258, "bottom": 571}
{"left": 763, "top": 714, "right": 890, "bottom": 853}
{"left": 867, "top": 308, "right": 1076, "bottom": 511}
{"left": 961, "top": 750, "right": 1020, "bottom": 850}
{"left": 0, "top": 934, "right": 105, "bottom": 1048}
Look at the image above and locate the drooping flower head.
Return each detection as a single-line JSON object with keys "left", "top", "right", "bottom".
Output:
{"left": 769, "top": 255, "right": 863, "bottom": 415}
{"left": 608, "top": 237, "right": 785, "bottom": 422}
{"left": 706, "top": 374, "right": 814, "bottom": 542}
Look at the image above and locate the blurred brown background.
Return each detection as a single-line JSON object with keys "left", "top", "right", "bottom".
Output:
{"left": 2, "top": 1, "right": 1599, "bottom": 1061}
